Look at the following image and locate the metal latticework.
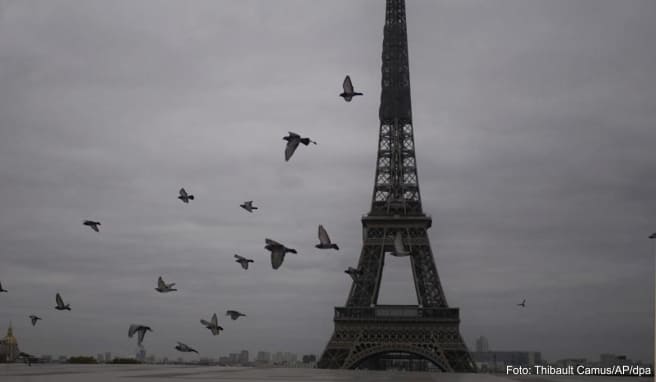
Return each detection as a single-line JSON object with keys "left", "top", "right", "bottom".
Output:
{"left": 317, "top": 0, "right": 475, "bottom": 371}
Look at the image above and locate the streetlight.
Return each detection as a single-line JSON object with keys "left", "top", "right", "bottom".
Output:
{"left": 650, "top": 232, "right": 656, "bottom": 375}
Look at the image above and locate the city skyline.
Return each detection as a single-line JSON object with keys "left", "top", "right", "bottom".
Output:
{"left": 0, "top": 0, "right": 654, "bottom": 363}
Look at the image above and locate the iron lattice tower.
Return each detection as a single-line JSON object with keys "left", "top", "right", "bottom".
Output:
{"left": 317, "top": 0, "right": 476, "bottom": 371}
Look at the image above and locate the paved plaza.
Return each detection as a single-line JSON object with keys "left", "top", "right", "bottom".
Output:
{"left": 0, "top": 365, "right": 652, "bottom": 382}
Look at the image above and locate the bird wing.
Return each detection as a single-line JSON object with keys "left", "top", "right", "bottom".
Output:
{"left": 234, "top": 254, "right": 245, "bottom": 261}
{"left": 91, "top": 223, "right": 99, "bottom": 232}
{"left": 211, "top": 326, "right": 220, "bottom": 335}
{"left": 394, "top": 232, "right": 408, "bottom": 255}
{"left": 318, "top": 225, "right": 331, "bottom": 245}
{"left": 179, "top": 188, "right": 187, "bottom": 198}
{"left": 128, "top": 324, "right": 140, "bottom": 338}
{"left": 211, "top": 313, "right": 218, "bottom": 326}
{"left": 56, "top": 293, "right": 64, "bottom": 307}
{"left": 287, "top": 132, "right": 300, "bottom": 138}
{"left": 343, "top": 76, "right": 354, "bottom": 93}
{"left": 200, "top": 319, "right": 211, "bottom": 327}
{"left": 137, "top": 328, "right": 146, "bottom": 345}
{"left": 285, "top": 139, "right": 301, "bottom": 161}
{"left": 271, "top": 248, "right": 285, "bottom": 269}
{"left": 157, "top": 277, "right": 166, "bottom": 289}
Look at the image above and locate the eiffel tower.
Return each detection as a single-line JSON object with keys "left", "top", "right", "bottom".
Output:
{"left": 317, "top": 0, "right": 476, "bottom": 372}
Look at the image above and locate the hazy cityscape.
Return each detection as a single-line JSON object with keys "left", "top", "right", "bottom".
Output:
{"left": 1, "top": 0, "right": 655, "bottom": 380}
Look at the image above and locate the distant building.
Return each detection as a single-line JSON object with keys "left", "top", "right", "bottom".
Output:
{"left": 555, "top": 358, "right": 586, "bottom": 368}
{"left": 229, "top": 353, "right": 239, "bottom": 364}
{"left": 58, "top": 355, "right": 68, "bottom": 363}
{"left": 256, "top": 351, "right": 271, "bottom": 363}
{"left": 239, "top": 350, "right": 249, "bottom": 365}
{"left": 104, "top": 352, "right": 112, "bottom": 363}
{"left": 97, "top": 353, "right": 104, "bottom": 363}
{"left": 472, "top": 351, "right": 542, "bottom": 370}
{"left": 272, "top": 352, "right": 284, "bottom": 364}
{"left": 598, "top": 354, "right": 632, "bottom": 367}
{"left": 218, "top": 356, "right": 230, "bottom": 365}
{"left": 40, "top": 355, "right": 52, "bottom": 363}
{"left": 284, "top": 352, "right": 297, "bottom": 364}
{"left": 0, "top": 323, "right": 20, "bottom": 363}
{"left": 475, "top": 336, "right": 490, "bottom": 353}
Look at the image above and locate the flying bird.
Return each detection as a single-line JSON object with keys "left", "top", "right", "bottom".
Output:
{"left": 175, "top": 342, "right": 198, "bottom": 354}
{"left": 226, "top": 310, "right": 246, "bottom": 320}
{"left": 128, "top": 324, "right": 152, "bottom": 346}
{"left": 234, "top": 254, "right": 254, "bottom": 270}
{"left": 316, "top": 225, "right": 339, "bottom": 250}
{"left": 29, "top": 315, "right": 42, "bottom": 326}
{"left": 200, "top": 313, "right": 223, "bottom": 336}
{"left": 392, "top": 231, "right": 410, "bottom": 256}
{"left": 339, "top": 75, "right": 363, "bottom": 102}
{"left": 517, "top": 299, "right": 526, "bottom": 308}
{"left": 283, "top": 132, "right": 316, "bottom": 162}
{"left": 0, "top": 281, "right": 7, "bottom": 293}
{"left": 649, "top": 232, "right": 656, "bottom": 239}
{"left": 265, "top": 238, "right": 297, "bottom": 269}
{"left": 178, "top": 188, "right": 195, "bottom": 203}
{"left": 83, "top": 220, "right": 101, "bottom": 232}
{"left": 155, "top": 276, "right": 177, "bottom": 293}
{"left": 240, "top": 201, "right": 258, "bottom": 213}
{"left": 345, "top": 267, "right": 363, "bottom": 282}
{"left": 55, "top": 293, "right": 71, "bottom": 311}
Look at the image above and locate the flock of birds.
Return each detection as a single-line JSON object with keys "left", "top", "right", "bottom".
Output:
{"left": 1, "top": 76, "right": 366, "bottom": 363}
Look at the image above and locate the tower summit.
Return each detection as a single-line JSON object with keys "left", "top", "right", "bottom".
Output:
{"left": 317, "top": 0, "right": 476, "bottom": 371}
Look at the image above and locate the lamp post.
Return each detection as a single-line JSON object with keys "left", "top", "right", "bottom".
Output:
{"left": 649, "top": 232, "right": 656, "bottom": 375}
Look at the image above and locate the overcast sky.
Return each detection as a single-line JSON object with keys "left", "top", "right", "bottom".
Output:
{"left": 1, "top": 0, "right": 654, "bottom": 364}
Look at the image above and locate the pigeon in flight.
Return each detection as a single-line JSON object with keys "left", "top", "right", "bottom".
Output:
{"left": 175, "top": 342, "right": 199, "bottom": 354}
{"left": 200, "top": 313, "right": 223, "bottom": 336}
{"left": 339, "top": 75, "right": 363, "bottom": 102}
{"left": 83, "top": 220, "right": 101, "bottom": 232}
{"left": 283, "top": 132, "right": 316, "bottom": 162}
{"left": 649, "top": 232, "right": 656, "bottom": 239}
{"left": 155, "top": 276, "right": 177, "bottom": 293}
{"left": 128, "top": 324, "right": 152, "bottom": 346}
{"left": 392, "top": 231, "right": 410, "bottom": 256}
{"left": 55, "top": 293, "right": 71, "bottom": 311}
{"left": 226, "top": 310, "right": 246, "bottom": 321}
{"left": 29, "top": 315, "right": 42, "bottom": 326}
{"left": 265, "top": 238, "right": 297, "bottom": 269}
{"left": 240, "top": 201, "right": 258, "bottom": 213}
{"left": 0, "top": 281, "right": 7, "bottom": 292}
{"left": 178, "top": 188, "right": 195, "bottom": 203}
{"left": 316, "top": 225, "right": 339, "bottom": 250}
{"left": 345, "top": 267, "right": 364, "bottom": 282}
{"left": 234, "top": 254, "right": 254, "bottom": 270}
{"left": 517, "top": 299, "right": 526, "bottom": 308}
